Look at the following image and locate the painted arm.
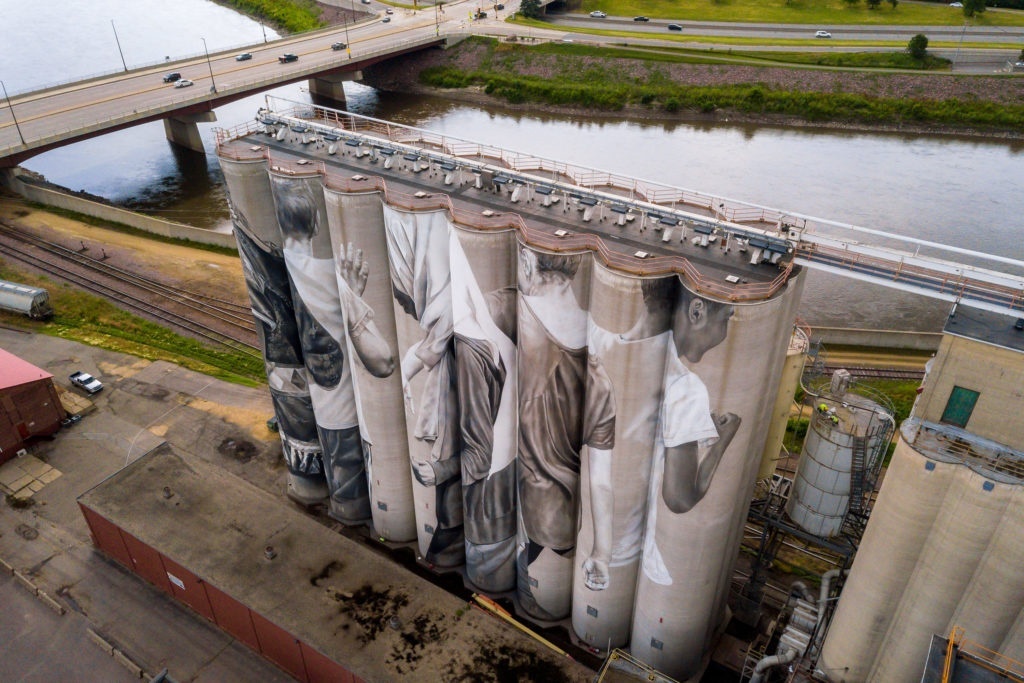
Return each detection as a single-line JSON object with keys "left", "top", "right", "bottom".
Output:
{"left": 583, "top": 447, "right": 613, "bottom": 591}
{"left": 662, "top": 412, "right": 741, "bottom": 514}
{"left": 337, "top": 243, "right": 395, "bottom": 378}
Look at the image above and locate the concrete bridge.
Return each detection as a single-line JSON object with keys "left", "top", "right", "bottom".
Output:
{"left": 0, "top": 14, "right": 451, "bottom": 167}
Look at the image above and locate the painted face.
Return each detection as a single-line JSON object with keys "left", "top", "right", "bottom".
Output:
{"left": 672, "top": 294, "right": 733, "bottom": 364}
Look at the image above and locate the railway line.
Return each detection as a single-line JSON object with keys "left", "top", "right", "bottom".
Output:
{"left": 0, "top": 222, "right": 261, "bottom": 357}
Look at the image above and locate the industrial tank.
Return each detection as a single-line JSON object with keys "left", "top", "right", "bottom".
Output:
{"left": 220, "top": 155, "right": 328, "bottom": 505}
{"left": 380, "top": 205, "right": 464, "bottom": 567}
{"left": 516, "top": 244, "right": 593, "bottom": 621}
{"left": 0, "top": 280, "right": 53, "bottom": 319}
{"left": 269, "top": 171, "right": 371, "bottom": 525}
{"left": 786, "top": 373, "right": 893, "bottom": 538}
{"left": 819, "top": 432, "right": 957, "bottom": 682}
{"left": 869, "top": 463, "right": 1014, "bottom": 682}
{"left": 571, "top": 266, "right": 672, "bottom": 650}
{"left": 450, "top": 224, "right": 519, "bottom": 593}
{"left": 630, "top": 272, "right": 805, "bottom": 681}
{"left": 323, "top": 185, "right": 416, "bottom": 543}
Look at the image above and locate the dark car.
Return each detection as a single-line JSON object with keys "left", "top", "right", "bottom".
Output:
{"left": 633, "top": 16, "right": 649, "bottom": 21}
{"left": 235, "top": 52, "right": 253, "bottom": 61}
{"left": 70, "top": 371, "right": 103, "bottom": 394}
{"left": 331, "top": 42, "right": 347, "bottom": 51}
{"left": 495, "top": 3, "right": 505, "bottom": 9}
{"left": 667, "top": 23, "right": 683, "bottom": 31}
{"left": 278, "top": 53, "right": 299, "bottom": 63}
{"left": 162, "top": 72, "right": 182, "bottom": 83}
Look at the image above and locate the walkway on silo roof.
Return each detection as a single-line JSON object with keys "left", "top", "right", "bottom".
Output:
{"left": 902, "top": 418, "right": 1024, "bottom": 485}
{"left": 921, "top": 633, "right": 1024, "bottom": 683}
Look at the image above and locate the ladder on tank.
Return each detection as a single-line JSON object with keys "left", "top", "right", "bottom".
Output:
{"left": 849, "top": 436, "right": 867, "bottom": 514}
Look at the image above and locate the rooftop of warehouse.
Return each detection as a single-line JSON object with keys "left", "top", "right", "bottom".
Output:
{"left": 943, "top": 305, "right": 1024, "bottom": 353}
{"left": 0, "top": 347, "right": 53, "bottom": 390}
{"left": 216, "top": 102, "right": 802, "bottom": 305}
{"left": 77, "top": 446, "right": 591, "bottom": 683}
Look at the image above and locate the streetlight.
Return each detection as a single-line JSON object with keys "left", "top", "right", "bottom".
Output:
{"left": 435, "top": 1, "right": 441, "bottom": 35}
{"left": 260, "top": 18, "right": 268, "bottom": 43}
{"left": 346, "top": 0, "right": 353, "bottom": 57}
{"left": 201, "top": 38, "right": 217, "bottom": 94}
{"left": 1, "top": 80, "right": 26, "bottom": 146}
{"left": 111, "top": 20, "right": 128, "bottom": 72}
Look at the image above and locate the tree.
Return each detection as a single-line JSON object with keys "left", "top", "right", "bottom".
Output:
{"left": 907, "top": 33, "right": 929, "bottom": 60}
{"left": 867, "top": 0, "right": 882, "bottom": 8}
{"left": 519, "top": 0, "right": 542, "bottom": 19}
{"left": 963, "top": 0, "right": 986, "bottom": 16}
{"left": 889, "top": 0, "right": 899, "bottom": 7}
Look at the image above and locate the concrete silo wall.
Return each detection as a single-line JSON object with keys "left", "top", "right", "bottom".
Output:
{"left": 451, "top": 225, "right": 519, "bottom": 593}
{"left": 220, "top": 157, "right": 327, "bottom": 505}
{"left": 869, "top": 464, "right": 1014, "bottom": 682}
{"left": 757, "top": 338, "right": 806, "bottom": 484}
{"left": 381, "top": 205, "right": 464, "bottom": 567}
{"left": 630, "top": 273, "right": 805, "bottom": 681}
{"left": 516, "top": 244, "right": 595, "bottom": 621}
{"left": 323, "top": 188, "right": 416, "bottom": 542}
{"left": 950, "top": 485, "right": 1024, "bottom": 651}
{"left": 819, "top": 439, "right": 956, "bottom": 682}
{"left": 269, "top": 172, "right": 370, "bottom": 525}
{"left": 572, "top": 267, "right": 673, "bottom": 650}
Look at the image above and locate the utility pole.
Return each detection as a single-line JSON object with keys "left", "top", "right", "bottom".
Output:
{"left": 111, "top": 20, "right": 128, "bottom": 72}
{"left": 1, "top": 80, "right": 26, "bottom": 145}
{"left": 202, "top": 38, "right": 218, "bottom": 94}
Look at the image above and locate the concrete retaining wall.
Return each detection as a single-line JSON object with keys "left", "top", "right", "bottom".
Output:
{"left": 810, "top": 326, "right": 941, "bottom": 352}
{"left": 2, "top": 169, "right": 236, "bottom": 250}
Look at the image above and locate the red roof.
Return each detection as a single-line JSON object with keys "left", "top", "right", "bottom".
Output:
{"left": 0, "top": 347, "right": 54, "bottom": 390}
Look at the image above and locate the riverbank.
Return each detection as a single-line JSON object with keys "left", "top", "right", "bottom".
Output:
{"left": 361, "top": 37, "right": 1024, "bottom": 139}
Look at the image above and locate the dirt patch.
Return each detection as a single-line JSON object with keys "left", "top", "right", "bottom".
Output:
{"left": 387, "top": 610, "right": 449, "bottom": 673}
{"left": 216, "top": 437, "right": 259, "bottom": 463}
{"left": 337, "top": 583, "right": 410, "bottom": 644}
{"left": 444, "top": 639, "right": 574, "bottom": 683}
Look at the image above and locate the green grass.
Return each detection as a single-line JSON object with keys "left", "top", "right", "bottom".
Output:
{"left": 0, "top": 262, "right": 265, "bottom": 386}
{"left": 421, "top": 39, "right": 1024, "bottom": 128}
{"left": 576, "top": 0, "right": 1024, "bottom": 26}
{"left": 218, "top": 0, "right": 324, "bottom": 33}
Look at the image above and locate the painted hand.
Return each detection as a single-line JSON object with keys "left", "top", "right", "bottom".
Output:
{"left": 338, "top": 242, "right": 369, "bottom": 296}
{"left": 583, "top": 557, "right": 609, "bottom": 591}
{"left": 412, "top": 461, "right": 436, "bottom": 486}
{"left": 712, "top": 412, "right": 741, "bottom": 444}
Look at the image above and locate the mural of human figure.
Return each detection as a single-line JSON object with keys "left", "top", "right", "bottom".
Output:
{"left": 383, "top": 207, "right": 464, "bottom": 567}
{"left": 450, "top": 232, "right": 518, "bottom": 592}
{"left": 233, "top": 211, "right": 326, "bottom": 502}
{"left": 272, "top": 175, "right": 379, "bottom": 524}
{"left": 641, "top": 284, "right": 742, "bottom": 587}
{"left": 516, "top": 247, "right": 615, "bottom": 621}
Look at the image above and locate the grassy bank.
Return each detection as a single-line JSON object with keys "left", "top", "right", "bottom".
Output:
{"left": 0, "top": 263, "right": 265, "bottom": 386}
{"left": 419, "top": 39, "right": 1024, "bottom": 130}
{"left": 218, "top": 0, "right": 324, "bottom": 33}
{"left": 576, "top": 0, "right": 1024, "bottom": 26}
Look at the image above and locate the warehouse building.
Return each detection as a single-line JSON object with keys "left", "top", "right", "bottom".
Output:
{"left": 0, "top": 347, "right": 64, "bottom": 464}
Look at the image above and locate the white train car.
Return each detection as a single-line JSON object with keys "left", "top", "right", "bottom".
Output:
{"left": 0, "top": 280, "right": 53, "bottom": 319}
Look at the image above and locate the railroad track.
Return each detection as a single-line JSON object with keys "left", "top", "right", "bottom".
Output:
{"left": 818, "top": 365, "right": 925, "bottom": 381}
{"left": 0, "top": 222, "right": 261, "bottom": 357}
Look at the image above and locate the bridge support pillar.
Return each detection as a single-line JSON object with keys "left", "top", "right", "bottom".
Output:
{"left": 308, "top": 72, "right": 361, "bottom": 109}
{"left": 163, "top": 111, "right": 217, "bottom": 153}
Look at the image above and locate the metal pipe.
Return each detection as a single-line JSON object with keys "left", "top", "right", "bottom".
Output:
{"left": 749, "top": 648, "right": 797, "bottom": 683}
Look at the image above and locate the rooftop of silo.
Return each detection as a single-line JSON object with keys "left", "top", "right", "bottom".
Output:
{"left": 216, "top": 102, "right": 802, "bottom": 304}
{"left": 902, "top": 418, "right": 1024, "bottom": 485}
{"left": 78, "top": 446, "right": 592, "bottom": 683}
{"left": 943, "top": 305, "right": 1024, "bottom": 353}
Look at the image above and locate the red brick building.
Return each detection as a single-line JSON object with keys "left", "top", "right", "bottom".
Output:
{"left": 0, "top": 348, "right": 64, "bottom": 464}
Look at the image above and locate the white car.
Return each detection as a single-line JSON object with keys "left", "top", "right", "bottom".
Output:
{"left": 70, "top": 371, "right": 103, "bottom": 394}
{"left": 590, "top": 10, "right": 607, "bottom": 18}
{"left": 174, "top": 78, "right": 194, "bottom": 88}
{"left": 815, "top": 30, "right": 832, "bottom": 39}
{"left": 950, "top": 2, "right": 963, "bottom": 6}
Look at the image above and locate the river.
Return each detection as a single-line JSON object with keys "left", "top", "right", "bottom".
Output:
{"left": 4, "top": 0, "right": 1023, "bottom": 332}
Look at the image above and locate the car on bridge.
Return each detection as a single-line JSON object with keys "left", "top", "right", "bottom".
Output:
{"left": 162, "top": 72, "right": 182, "bottom": 83}
{"left": 235, "top": 52, "right": 253, "bottom": 61}
{"left": 278, "top": 53, "right": 299, "bottom": 63}
{"left": 815, "top": 30, "right": 832, "bottom": 38}
{"left": 174, "top": 79, "right": 194, "bottom": 88}
{"left": 382, "top": 15, "right": 391, "bottom": 22}
{"left": 633, "top": 15, "right": 649, "bottom": 21}
{"left": 332, "top": 42, "right": 347, "bottom": 51}
{"left": 667, "top": 23, "right": 682, "bottom": 31}
{"left": 70, "top": 371, "right": 103, "bottom": 394}
{"left": 590, "top": 10, "right": 607, "bottom": 17}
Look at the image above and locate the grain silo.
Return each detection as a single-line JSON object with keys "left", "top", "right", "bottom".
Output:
{"left": 755, "top": 325, "right": 809, "bottom": 485}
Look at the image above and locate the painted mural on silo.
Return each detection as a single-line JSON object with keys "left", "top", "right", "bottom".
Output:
{"left": 322, "top": 188, "right": 416, "bottom": 543}
{"left": 382, "top": 205, "right": 464, "bottom": 567}
{"left": 270, "top": 173, "right": 370, "bottom": 524}
{"left": 220, "top": 157, "right": 327, "bottom": 505}
{"left": 630, "top": 274, "right": 804, "bottom": 681}
{"left": 516, "top": 246, "right": 604, "bottom": 621}
{"left": 572, "top": 268, "right": 676, "bottom": 649}
{"left": 450, "top": 226, "right": 519, "bottom": 592}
